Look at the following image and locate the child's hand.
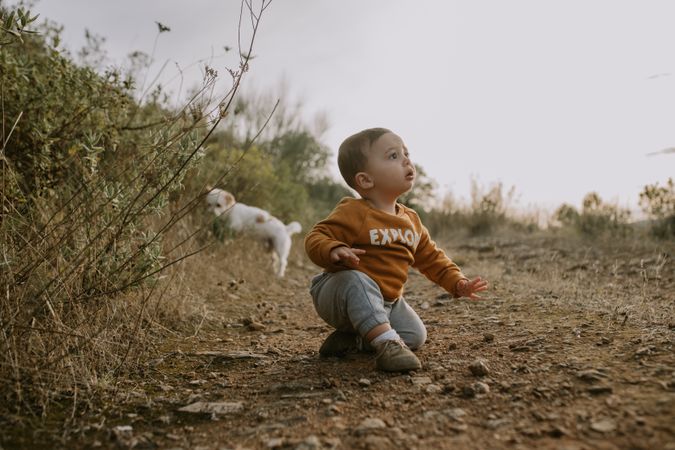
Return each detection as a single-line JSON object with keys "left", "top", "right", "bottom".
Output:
{"left": 455, "top": 276, "right": 488, "bottom": 300}
{"left": 330, "top": 246, "right": 366, "bottom": 268}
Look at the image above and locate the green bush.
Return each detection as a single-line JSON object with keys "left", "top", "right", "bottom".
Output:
{"left": 185, "top": 90, "right": 351, "bottom": 228}
{"left": 0, "top": 4, "right": 230, "bottom": 418}
{"left": 639, "top": 178, "right": 675, "bottom": 238}
{"left": 553, "top": 192, "right": 631, "bottom": 237}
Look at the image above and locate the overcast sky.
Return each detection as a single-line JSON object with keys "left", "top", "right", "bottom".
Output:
{"left": 34, "top": 1, "right": 675, "bottom": 212}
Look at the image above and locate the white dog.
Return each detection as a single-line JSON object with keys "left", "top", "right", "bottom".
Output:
{"left": 206, "top": 188, "right": 302, "bottom": 277}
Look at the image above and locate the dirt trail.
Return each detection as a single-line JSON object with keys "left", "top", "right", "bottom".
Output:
{"left": 20, "top": 235, "right": 675, "bottom": 449}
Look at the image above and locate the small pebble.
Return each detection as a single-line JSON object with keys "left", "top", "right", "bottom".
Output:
{"left": 469, "top": 359, "right": 490, "bottom": 377}
{"left": 590, "top": 418, "right": 617, "bottom": 433}
{"left": 473, "top": 381, "right": 490, "bottom": 394}
{"left": 248, "top": 322, "right": 266, "bottom": 331}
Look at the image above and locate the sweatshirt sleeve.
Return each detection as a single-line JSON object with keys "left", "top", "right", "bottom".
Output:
{"left": 412, "top": 220, "right": 468, "bottom": 297}
{"left": 304, "top": 198, "right": 365, "bottom": 270}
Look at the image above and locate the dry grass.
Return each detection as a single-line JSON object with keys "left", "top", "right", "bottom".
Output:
{"left": 446, "top": 231, "right": 674, "bottom": 330}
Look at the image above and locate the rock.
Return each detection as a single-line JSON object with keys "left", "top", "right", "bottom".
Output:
{"left": 364, "top": 436, "right": 392, "bottom": 449}
{"left": 295, "top": 435, "right": 321, "bottom": 450}
{"left": 357, "top": 417, "right": 387, "bottom": 432}
{"left": 587, "top": 385, "right": 613, "bottom": 395}
{"left": 420, "top": 301, "right": 430, "bottom": 310}
{"left": 442, "top": 383, "right": 456, "bottom": 394}
{"left": 590, "top": 418, "right": 616, "bottom": 433}
{"left": 469, "top": 359, "right": 490, "bottom": 377}
{"left": 448, "top": 342, "right": 458, "bottom": 351}
{"left": 485, "top": 418, "right": 510, "bottom": 429}
{"left": 547, "top": 424, "right": 568, "bottom": 438}
{"left": 460, "top": 384, "right": 476, "bottom": 398}
{"left": 473, "top": 381, "right": 490, "bottom": 394}
{"left": 111, "top": 425, "right": 133, "bottom": 437}
{"left": 449, "top": 422, "right": 468, "bottom": 432}
{"left": 483, "top": 333, "right": 495, "bottom": 343}
{"left": 266, "top": 437, "right": 285, "bottom": 448}
{"left": 425, "top": 384, "right": 442, "bottom": 394}
{"left": 576, "top": 369, "right": 608, "bottom": 383}
{"left": 248, "top": 321, "right": 266, "bottom": 331}
{"left": 411, "top": 376, "right": 433, "bottom": 386}
{"left": 358, "top": 378, "right": 372, "bottom": 387}
{"left": 444, "top": 408, "right": 467, "bottom": 421}
{"left": 177, "top": 401, "right": 243, "bottom": 415}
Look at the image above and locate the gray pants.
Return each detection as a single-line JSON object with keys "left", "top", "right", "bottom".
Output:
{"left": 310, "top": 270, "right": 427, "bottom": 350}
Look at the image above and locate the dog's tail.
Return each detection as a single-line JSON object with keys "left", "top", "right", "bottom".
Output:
{"left": 285, "top": 221, "right": 302, "bottom": 236}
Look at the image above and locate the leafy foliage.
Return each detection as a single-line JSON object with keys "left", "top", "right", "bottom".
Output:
{"left": 0, "top": 1, "right": 256, "bottom": 419}
{"left": 553, "top": 192, "right": 631, "bottom": 237}
{"left": 639, "top": 178, "right": 675, "bottom": 238}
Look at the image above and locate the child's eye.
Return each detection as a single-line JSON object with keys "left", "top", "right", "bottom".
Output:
{"left": 389, "top": 153, "right": 397, "bottom": 159}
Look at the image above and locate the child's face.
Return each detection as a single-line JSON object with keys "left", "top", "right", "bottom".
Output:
{"left": 361, "top": 132, "right": 416, "bottom": 198}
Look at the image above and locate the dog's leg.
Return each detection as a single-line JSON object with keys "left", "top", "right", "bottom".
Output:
{"left": 274, "top": 236, "right": 291, "bottom": 278}
{"left": 271, "top": 250, "right": 281, "bottom": 277}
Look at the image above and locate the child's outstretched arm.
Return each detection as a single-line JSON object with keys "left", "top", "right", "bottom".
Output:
{"left": 455, "top": 276, "right": 489, "bottom": 300}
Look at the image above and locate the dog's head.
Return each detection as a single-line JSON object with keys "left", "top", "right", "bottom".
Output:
{"left": 206, "top": 188, "right": 236, "bottom": 216}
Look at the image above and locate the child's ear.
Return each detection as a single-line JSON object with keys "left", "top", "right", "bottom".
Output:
{"left": 355, "top": 172, "right": 374, "bottom": 190}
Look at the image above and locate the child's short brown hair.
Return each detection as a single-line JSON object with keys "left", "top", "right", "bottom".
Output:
{"left": 337, "top": 127, "right": 391, "bottom": 190}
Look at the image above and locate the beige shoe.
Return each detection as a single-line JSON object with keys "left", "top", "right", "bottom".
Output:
{"left": 375, "top": 339, "right": 421, "bottom": 372}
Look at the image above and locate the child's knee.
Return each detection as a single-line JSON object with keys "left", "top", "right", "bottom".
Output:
{"left": 403, "top": 327, "right": 427, "bottom": 350}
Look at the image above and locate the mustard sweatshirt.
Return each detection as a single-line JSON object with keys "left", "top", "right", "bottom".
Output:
{"left": 305, "top": 197, "right": 467, "bottom": 300}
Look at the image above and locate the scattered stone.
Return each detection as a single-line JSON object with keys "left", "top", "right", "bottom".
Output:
{"left": 590, "top": 418, "right": 617, "bottom": 433}
{"left": 576, "top": 369, "right": 608, "bottom": 382}
{"left": 635, "top": 346, "right": 656, "bottom": 357}
{"left": 444, "top": 408, "right": 466, "bottom": 421}
{"left": 469, "top": 359, "right": 490, "bottom": 377}
{"left": 411, "top": 376, "right": 433, "bottom": 386}
{"left": 425, "top": 384, "right": 442, "bottom": 394}
{"left": 111, "top": 425, "right": 133, "bottom": 437}
{"left": 248, "top": 321, "right": 266, "bottom": 331}
{"left": 358, "top": 378, "right": 372, "bottom": 387}
{"left": 324, "top": 437, "right": 342, "bottom": 449}
{"left": 449, "top": 422, "right": 468, "bottom": 432}
{"left": 442, "top": 384, "right": 456, "bottom": 394}
{"left": 483, "top": 333, "right": 495, "bottom": 343}
{"left": 364, "top": 435, "right": 392, "bottom": 449}
{"left": 485, "top": 418, "right": 511, "bottom": 429}
{"left": 177, "top": 401, "right": 243, "bottom": 415}
{"left": 299, "top": 435, "right": 322, "bottom": 450}
{"left": 420, "top": 301, "right": 430, "bottom": 310}
{"left": 596, "top": 336, "right": 611, "bottom": 346}
{"left": 266, "top": 437, "right": 285, "bottom": 448}
{"left": 546, "top": 424, "right": 568, "bottom": 438}
{"left": 447, "top": 342, "right": 458, "bottom": 351}
{"left": 473, "top": 381, "right": 490, "bottom": 394}
{"left": 460, "top": 384, "right": 476, "bottom": 398}
{"left": 587, "top": 386, "right": 613, "bottom": 395}
{"left": 436, "top": 293, "right": 451, "bottom": 300}
{"left": 356, "top": 418, "right": 387, "bottom": 434}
